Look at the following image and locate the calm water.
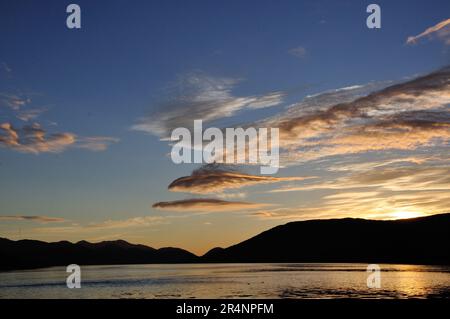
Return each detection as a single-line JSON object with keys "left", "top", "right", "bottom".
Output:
{"left": 0, "top": 263, "right": 449, "bottom": 299}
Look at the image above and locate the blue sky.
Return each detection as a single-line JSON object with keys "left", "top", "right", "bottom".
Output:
{"left": 0, "top": 0, "right": 449, "bottom": 254}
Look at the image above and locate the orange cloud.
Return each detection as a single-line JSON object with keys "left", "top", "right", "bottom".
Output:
{"left": 0, "top": 122, "right": 118, "bottom": 154}
{"left": 258, "top": 67, "right": 450, "bottom": 165}
{"left": 0, "top": 122, "right": 76, "bottom": 153}
{"left": 407, "top": 18, "right": 450, "bottom": 44}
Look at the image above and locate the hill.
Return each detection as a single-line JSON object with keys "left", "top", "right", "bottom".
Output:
{"left": 1, "top": 213, "right": 449, "bottom": 270}
{"left": 0, "top": 238, "right": 198, "bottom": 270}
{"left": 202, "top": 213, "right": 450, "bottom": 264}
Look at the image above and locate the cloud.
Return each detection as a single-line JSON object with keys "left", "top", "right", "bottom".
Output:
{"left": 254, "top": 183, "right": 450, "bottom": 221}
{"left": 131, "top": 72, "right": 284, "bottom": 138}
{"left": 85, "top": 216, "right": 166, "bottom": 229}
{"left": 325, "top": 155, "right": 441, "bottom": 173}
{"left": 168, "top": 164, "right": 313, "bottom": 194}
{"left": 288, "top": 46, "right": 307, "bottom": 58}
{"left": 152, "top": 198, "right": 270, "bottom": 212}
{"left": 0, "top": 122, "right": 118, "bottom": 154}
{"left": 270, "top": 158, "right": 450, "bottom": 194}
{"left": 256, "top": 66, "right": 450, "bottom": 165}
{"left": 16, "top": 108, "right": 47, "bottom": 121}
{"left": 407, "top": 18, "right": 450, "bottom": 45}
{"left": 0, "top": 71, "right": 119, "bottom": 155}
{"left": 0, "top": 215, "right": 66, "bottom": 223}
{"left": 1, "top": 62, "right": 12, "bottom": 74}
{"left": 0, "top": 122, "right": 76, "bottom": 153}
{"left": 17, "top": 109, "right": 47, "bottom": 122}
{"left": 289, "top": 111, "right": 450, "bottom": 162}
{"left": 0, "top": 91, "right": 51, "bottom": 123}
{"left": 259, "top": 155, "right": 450, "bottom": 219}
{"left": 282, "top": 82, "right": 386, "bottom": 117}
{"left": 251, "top": 207, "right": 352, "bottom": 221}
{"left": 215, "top": 192, "right": 247, "bottom": 200}
{"left": 31, "top": 216, "right": 169, "bottom": 234}
{"left": 343, "top": 165, "right": 450, "bottom": 192}
{"left": 0, "top": 93, "right": 31, "bottom": 111}
{"left": 142, "top": 67, "right": 449, "bottom": 220}
{"left": 77, "top": 136, "right": 120, "bottom": 151}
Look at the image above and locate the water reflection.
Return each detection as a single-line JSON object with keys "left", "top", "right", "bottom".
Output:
{"left": 0, "top": 263, "right": 449, "bottom": 299}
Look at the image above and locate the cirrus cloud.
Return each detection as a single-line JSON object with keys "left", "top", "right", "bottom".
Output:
{"left": 257, "top": 66, "right": 450, "bottom": 166}
{"left": 131, "top": 72, "right": 285, "bottom": 138}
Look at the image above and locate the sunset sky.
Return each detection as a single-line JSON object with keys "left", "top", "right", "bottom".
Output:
{"left": 0, "top": 0, "right": 449, "bottom": 255}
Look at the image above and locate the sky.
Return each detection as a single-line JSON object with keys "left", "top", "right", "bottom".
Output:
{"left": 0, "top": 0, "right": 449, "bottom": 255}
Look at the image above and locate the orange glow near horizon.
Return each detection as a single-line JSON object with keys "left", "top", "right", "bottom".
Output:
{"left": 390, "top": 210, "right": 425, "bottom": 220}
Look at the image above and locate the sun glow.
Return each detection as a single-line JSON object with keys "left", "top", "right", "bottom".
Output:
{"left": 391, "top": 210, "right": 425, "bottom": 220}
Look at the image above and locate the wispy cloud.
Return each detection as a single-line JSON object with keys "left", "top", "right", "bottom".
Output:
{"left": 152, "top": 198, "right": 270, "bottom": 212}
{"left": 0, "top": 215, "right": 66, "bottom": 223}
{"left": 251, "top": 207, "right": 351, "bottom": 221}
{"left": 407, "top": 18, "right": 450, "bottom": 45}
{"left": 288, "top": 46, "right": 307, "bottom": 58}
{"left": 343, "top": 165, "right": 450, "bottom": 192}
{"left": 258, "top": 154, "right": 450, "bottom": 220}
{"left": 253, "top": 185, "right": 450, "bottom": 221}
{"left": 0, "top": 93, "right": 31, "bottom": 111}
{"left": 0, "top": 62, "right": 12, "bottom": 74}
{"left": 257, "top": 67, "right": 450, "bottom": 166}
{"left": 16, "top": 108, "right": 47, "bottom": 122}
{"left": 270, "top": 158, "right": 450, "bottom": 193}
{"left": 145, "top": 67, "right": 449, "bottom": 220}
{"left": 325, "top": 155, "right": 441, "bottom": 173}
{"left": 77, "top": 136, "right": 120, "bottom": 151}
{"left": 32, "top": 216, "right": 169, "bottom": 235}
{"left": 85, "top": 216, "right": 167, "bottom": 229}
{"left": 132, "top": 72, "right": 284, "bottom": 138}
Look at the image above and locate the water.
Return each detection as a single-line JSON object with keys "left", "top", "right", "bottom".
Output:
{"left": 0, "top": 263, "right": 449, "bottom": 299}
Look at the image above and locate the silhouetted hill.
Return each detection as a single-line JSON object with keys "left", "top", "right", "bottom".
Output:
{"left": 202, "top": 213, "right": 450, "bottom": 265}
{"left": 0, "top": 238, "right": 198, "bottom": 271}
{"left": 1, "top": 213, "right": 449, "bottom": 270}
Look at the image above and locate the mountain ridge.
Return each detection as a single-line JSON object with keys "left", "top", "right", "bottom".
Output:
{"left": 1, "top": 213, "right": 449, "bottom": 270}
{"left": 202, "top": 213, "right": 450, "bottom": 264}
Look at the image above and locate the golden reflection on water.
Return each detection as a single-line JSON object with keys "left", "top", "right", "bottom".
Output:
{"left": 0, "top": 263, "right": 449, "bottom": 299}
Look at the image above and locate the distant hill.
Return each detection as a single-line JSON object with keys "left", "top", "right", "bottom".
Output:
{"left": 202, "top": 213, "right": 450, "bottom": 265}
{"left": 1, "top": 213, "right": 449, "bottom": 270}
{"left": 0, "top": 238, "right": 198, "bottom": 271}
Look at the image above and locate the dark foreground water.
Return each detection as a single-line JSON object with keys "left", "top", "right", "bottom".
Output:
{"left": 0, "top": 263, "right": 449, "bottom": 299}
